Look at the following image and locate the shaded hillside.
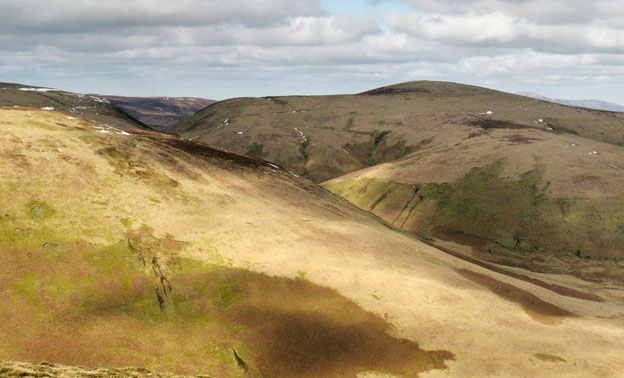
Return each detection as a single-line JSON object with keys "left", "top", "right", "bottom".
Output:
{"left": 1, "top": 107, "right": 623, "bottom": 377}
{"left": 102, "top": 95, "right": 215, "bottom": 131}
{"left": 0, "top": 83, "right": 147, "bottom": 131}
{"left": 171, "top": 81, "right": 624, "bottom": 183}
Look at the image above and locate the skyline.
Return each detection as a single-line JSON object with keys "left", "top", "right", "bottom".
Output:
{"left": 1, "top": 0, "right": 622, "bottom": 103}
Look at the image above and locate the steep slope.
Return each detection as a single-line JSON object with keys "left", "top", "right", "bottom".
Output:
{"left": 1, "top": 107, "right": 623, "bottom": 377}
{"left": 101, "top": 96, "right": 215, "bottom": 131}
{"left": 0, "top": 83, "right": 147, "bottom": 131}
{"left": 171, "top": 81, "right": 624, "bottom": 183}
{"left": 323, "top": 125, "right": 624, "bottom": 274}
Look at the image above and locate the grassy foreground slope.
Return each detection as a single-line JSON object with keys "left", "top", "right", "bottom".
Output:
{"left": 0, "top": 83, "right": 147, "bottom": 131}
{"left": 0, "top": 108, "right": 623, "bottom": 377}
{"left": 171, "top": 81, "right": 624, "bottom": 183}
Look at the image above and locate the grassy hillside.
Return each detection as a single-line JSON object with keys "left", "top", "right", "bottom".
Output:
{"left": 323, "top": 143, "right": 624, "bottom": 275}
{"left": 171, "top": 81, "right": 624, "bottom": 183}
{"left": 0, "top": 83, "right": 147, "bottom": 131}
{"left": 321, "top": 107, "right": 624, "bottom": 268}
{"left": 101, "top": 96, "right": 216, "bottom": 131}
{"left": 1, "top": 107, "right": 623, "bottom": 377}
{"left": 170, "top": 80, "right": 624, "bottom": 273}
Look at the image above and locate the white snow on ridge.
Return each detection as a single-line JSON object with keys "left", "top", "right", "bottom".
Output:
{"left": 479, "top": 110, "right": 494, "bottom": 115}
{"left": 19, "top": 87, "right": 55, "bottom": 92}
{"left": 90, "top": 96, "right": 110, "bottom": 104}
{"left": 41, "top": 106, "right": 54, "bottom": 110}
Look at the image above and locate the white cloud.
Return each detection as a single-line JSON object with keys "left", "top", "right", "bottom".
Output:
{"left": 387, "top": 11, "right": 624, "bottom": 53}
{"left": 0, "top": 0, "right": 622, "bottom": 104}
{"left": 0, "top": 0, "right": 323, "bottom": 30}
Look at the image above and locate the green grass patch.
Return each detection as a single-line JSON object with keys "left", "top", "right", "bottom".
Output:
{"left": 329, "top": 159, "right": 624, "bottom": 259}
{"left": 25, "top": 200, "right": 55, "bottom": 221}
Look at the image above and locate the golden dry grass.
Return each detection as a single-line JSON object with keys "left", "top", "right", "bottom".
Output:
{"left": 0, "top": 108, "right": 623, "bottom": 377}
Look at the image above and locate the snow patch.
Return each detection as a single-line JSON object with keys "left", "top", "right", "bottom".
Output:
{"left": 236, "top": 131, "right": 244, "bottom": 135}
{"left": 479, "top": 110, "right": 494, "bottom": 115}
{"left": 66, "top": 116, "right": 79, "bottom": 120}
{"left": 288, "top": 170, "right": 300, "bottom": 177}
{"left": 213, "top": 118, "right": 230, "bottom": 131}
{"left": 93, "top": 124, "right": 129, "bottom": 135}
{"left": 19, "top": 87, "right": 54, "bottom": 92}
{"left": 294, "top": 127, "right": 308, "bottom": 145}
{"left": 588, "top": 151, "right": 598, "bottom": 155}
{"left": 40, "top": 106, "right": 54, "bottom": 110}
{"left": 89, "top": 96, "right": 110, "bottom": 104}
{"left": 267, "top": 163, "right": 279, "bottom": 169}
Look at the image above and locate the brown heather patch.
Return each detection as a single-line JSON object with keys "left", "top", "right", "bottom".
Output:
{"left": 534, "top": 353, "right": 567, "bottom": 363}
{"left": 466, "top": 118, "right": 542, "bottom": 131}
{"left": 222, "top": 269, "right": 454, "bottom": 378}
{"left": 456, "top": 269, "right": 576, "bottom": 325}
{"left": 0, "top": 221, "right": 453, "bottom": 377}
{"left": 429, "top": 241, "right": 603, "bottom": 302}
{"left": 500, "top": 134, "right": 542, "bottom": 145}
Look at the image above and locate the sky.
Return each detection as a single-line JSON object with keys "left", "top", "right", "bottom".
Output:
{"left": 0, "top": 0, "right": 623, "bottom": 103}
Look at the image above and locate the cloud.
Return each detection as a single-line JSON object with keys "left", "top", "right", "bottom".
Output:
{"left": 0, "top": 0, "right": 324, "bottom": 31}
{"left": 0, "top": 0, "right": 622, "bottom": 104}
{"left": 0, "top": 1, "right": 379, "bottom": 52}
{"left": 386, "top": 11, "right": 624, "bottom": 53}
{"left": 399, "top": 0, "right": 624, "bottom": 25}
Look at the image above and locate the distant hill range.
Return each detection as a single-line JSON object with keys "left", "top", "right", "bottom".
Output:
{"left": 516, "top": 91, "right": 624, "bottom": 112}
{"left": 0, "top": 82, "right": 147, "bottom": 130}
{"left": 101, "top": 95, "right": 216, "bottom": 131}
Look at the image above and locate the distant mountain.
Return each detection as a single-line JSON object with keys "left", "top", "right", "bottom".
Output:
{"left": 101, "top": 95, "right": 216, "bottom": 131}
{"left": 0, "top": 82, "right": 147, "bottom": 130}
{"left": 516, "top": 91, "right": 624, "bottom": 112}
{"left": 174, "top": 81, "right": 624, "bottom": 183}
